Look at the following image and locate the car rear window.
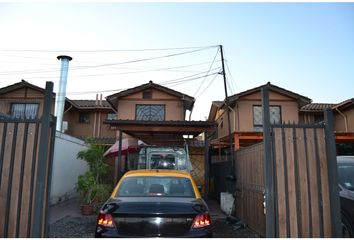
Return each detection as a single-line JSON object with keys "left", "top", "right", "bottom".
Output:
{"left": 116, "top": 176, "right": 195, "bottom": 198}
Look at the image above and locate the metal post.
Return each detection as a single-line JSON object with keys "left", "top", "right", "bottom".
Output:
{"left": 32, "top": 81, "right": 54, "bottom": 237}
{"left": 324, "top": 108, "right": 342, "bottom": 237}
{"left": 219, "top": 45, "right": 235, "bottom": 187}
{"left": 116, "top": 131, "right": 123, "bottom": 184}
{"left": 204, "top": 133, "right": 209, "bottom": 199}
{"left": 261, "top": 85, "right": 276, "bottom": 237}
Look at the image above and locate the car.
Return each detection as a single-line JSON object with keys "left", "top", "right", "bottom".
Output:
{"left": 95, "top": 169, "right": 213, "bottom": 238}
{"left": 337, "top": 156, "right": 354, "bottom": 237}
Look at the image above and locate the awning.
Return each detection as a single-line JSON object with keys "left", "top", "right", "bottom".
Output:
{"left": 103, "top": 138, "right": 139, "bottom": 157}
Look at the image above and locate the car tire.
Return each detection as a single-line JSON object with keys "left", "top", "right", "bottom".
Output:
{"left": 342, "top": 213, "right": 354, "bottom": 238}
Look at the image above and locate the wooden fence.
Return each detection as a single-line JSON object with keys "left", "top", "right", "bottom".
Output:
{"left": 235, "top": 143, "right": 265, "bottom": 236}
{"left": 0, "top": 82, "right": 56, "bottom": 237}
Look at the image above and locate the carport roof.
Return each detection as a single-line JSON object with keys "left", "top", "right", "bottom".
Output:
{"left": 104, "top": 119, "right": 216, "bottom": 146}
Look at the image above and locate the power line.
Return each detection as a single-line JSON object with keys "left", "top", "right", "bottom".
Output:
{"left": 193, "top": 48, "right": 220, "bottom": 96}
{"left": 0, "top": 45, "right": 219, "bottom": 53}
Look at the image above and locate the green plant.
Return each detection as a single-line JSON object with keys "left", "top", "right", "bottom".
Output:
{"left": 76, "top": 138, "right": 111, "bottom": 206}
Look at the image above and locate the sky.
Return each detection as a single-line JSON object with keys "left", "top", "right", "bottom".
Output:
{"left": 0, "top": 2, "right": 353, "bottom": 120}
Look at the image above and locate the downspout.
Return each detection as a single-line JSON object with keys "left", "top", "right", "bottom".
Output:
{"left": 335, "top": 108, "right": 348, "bottom": 132}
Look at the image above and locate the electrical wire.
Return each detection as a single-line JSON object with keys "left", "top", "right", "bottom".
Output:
{"left": 193, "top": 48, "right": 220, "bottom": 97}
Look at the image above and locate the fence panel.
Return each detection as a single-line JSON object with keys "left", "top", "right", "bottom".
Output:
{"left": 235, "top": 143, "right": 265, "bottom": 236}
{"left": 271, "top": 125, "right": 334, "bottom": 237}
{"left": 0, "top": 82, "right": 55, "bottom": 238}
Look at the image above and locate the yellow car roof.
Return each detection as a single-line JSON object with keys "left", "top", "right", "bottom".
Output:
{"left": 122, "top": 169, "right": 192, "bottom": 178}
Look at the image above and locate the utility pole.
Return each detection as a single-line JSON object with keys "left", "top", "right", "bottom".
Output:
{"left": 219, "top": 45, "right": 235, "bottom": 181}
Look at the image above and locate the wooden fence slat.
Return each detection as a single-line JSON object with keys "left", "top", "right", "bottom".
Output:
{"left": 317, "top": 128, "right": 332, "bottom": 237}
{"left": 284, "top": 128, "right": 298, "bottom": 237}
{"left": 295, "top": 128, "right": 310, "bottom": 237}
{"left": 306, "top": 128, "right": 321, "bottom": 237}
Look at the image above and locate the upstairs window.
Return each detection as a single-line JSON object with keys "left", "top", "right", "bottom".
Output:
{"left": 253, "top": 105, "right": 281, "bottom": 131}
{"left": 143, "top": 90, "right": 152, "bottom": 99}
{"left": 10, "top": 103, "right": 39, "bottom": 120}
{"left": 136, "top": 104, "right": 165, "bottom": 121}
{"left": 79, "top": 112, "right": 90, "bottom": 123}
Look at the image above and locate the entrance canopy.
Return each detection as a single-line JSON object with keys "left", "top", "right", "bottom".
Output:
{"left": 104, "top": 119, "right": 216, "bottom": 146}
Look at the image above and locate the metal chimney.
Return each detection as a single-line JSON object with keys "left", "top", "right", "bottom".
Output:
{"left": 55, "top": 55, "right": 72, "bottom": 132}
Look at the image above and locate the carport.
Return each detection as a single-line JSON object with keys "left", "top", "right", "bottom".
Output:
{"left": 104, "top": 119, "right": 216, "bottom": 194}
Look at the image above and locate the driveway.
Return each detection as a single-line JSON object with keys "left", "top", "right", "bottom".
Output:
{"left": 48, "top": 198, "right": 259, "bottom": 238}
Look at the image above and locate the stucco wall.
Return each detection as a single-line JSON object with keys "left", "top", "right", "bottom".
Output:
{"left": 117, "top": 89, "right": 184, "bottom": 120}
{"left": 50, "top": 132, "right": 88, "bottom": 205}
{"left": 334, "top": 107, "right": 354, "bottom": 132}
{"left": 0, "top": 87, "right": 55, "bottom": 117}
{"left": 215, "top": 90, "right": 300, "bottom": 139}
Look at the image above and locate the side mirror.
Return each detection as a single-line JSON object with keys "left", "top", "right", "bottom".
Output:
{"left": 197, "top": 185, "right": 203, "bottom": 194}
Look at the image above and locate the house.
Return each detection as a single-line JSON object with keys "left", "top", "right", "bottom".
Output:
{"left": 0, "top": 80, "right": 55, "bottom": 119}
{"left": 0, "top": 80, "right": 116, "bottom": 145}
{"left": 209, "top": 82, "right": 354, "bottom": 155}
{"left": 208, "top": 82, "right": 312, "bottom": 150}
{"left": 104, "top": 80, "right": 216, "bottom": 187}
{"left": 300, "top": 99, "right": 354, "bottom": 154}
{"left": 63, "top": 97, "right": 116, "bottom": 144}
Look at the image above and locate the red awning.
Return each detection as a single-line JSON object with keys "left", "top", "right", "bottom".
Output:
{"left": 103, "top": 138, "right": 139, "bottom": 157}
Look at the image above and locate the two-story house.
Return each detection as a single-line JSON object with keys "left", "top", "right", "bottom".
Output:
{"left": 104, "top": 80, "right": 216, "bottom": 186}
{"left": 208, "top": 82, "right": 312, "bottom": 150}
{"left": 300, "top": 99, "right": 354, "bottom": 154}
{"left": 0, "top": 80, "right": 55, "bottom": 120}
{"left": 0, "top": 80, "right": 116, "bottom": 144}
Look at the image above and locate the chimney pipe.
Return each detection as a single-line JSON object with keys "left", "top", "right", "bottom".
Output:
{"left": 55, "top": 55, "right": 72, "bottom": 132}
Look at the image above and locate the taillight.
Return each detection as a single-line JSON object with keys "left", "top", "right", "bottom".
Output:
{"left": 192, "top": 213, "right": 211, "bottom": 229}
{"left": 97, "top": 212, "right": 115, "bottom": 228}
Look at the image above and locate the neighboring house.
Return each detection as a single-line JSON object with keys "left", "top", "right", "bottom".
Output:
{"left": 105, "top": 80, "right": 214, "bottom": 146}
{"left": 0, "top": 80, "right": 55, "bottom": 119}
{"left": 208, "top": 82, "right": 311, "bottom": 149}
{"left": 104, "top": 80, "right": 215, "bottom": 188}
{"left": 63, "top": 98, "right": 116, "bottom": 144}
{"left": 300, "top": 99, "right": 354, "bottom": 154}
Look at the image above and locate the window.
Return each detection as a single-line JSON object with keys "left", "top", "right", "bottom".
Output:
{"left": 253, "top": 105, "right": 281, "bottom": 131}
{"left": 79, "top": 112, "right": 90, "bottom": 123}
{"left": 107, "top": 113, "right": 117, "bottom": 120}
{"left": 143, "top": 90, "right": 152, "bottom": 99}
{"left": 136, "top": 104, "right": 165, "bottom": 121}
{"left": 10, "top": 103, "right": 38, "bottom": 120}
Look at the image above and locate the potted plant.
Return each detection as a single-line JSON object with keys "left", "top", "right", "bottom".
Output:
{"left": 76, "top": 138, "right": 111, "bottom": 215}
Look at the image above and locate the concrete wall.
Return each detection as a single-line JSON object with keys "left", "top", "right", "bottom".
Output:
{"left": 50, "top": 132, "right": 88, "bottom": 205}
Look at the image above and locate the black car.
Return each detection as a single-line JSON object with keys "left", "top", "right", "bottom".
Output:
{"left": 337, "top": 156, "right": 354, "bottom": 237}
{"left": 95, "top": 169, "right": 213, "bottom": 238}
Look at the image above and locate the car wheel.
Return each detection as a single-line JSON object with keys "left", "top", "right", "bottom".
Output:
{"left": 342, "top": 214, "right": 354, "bottom": 238}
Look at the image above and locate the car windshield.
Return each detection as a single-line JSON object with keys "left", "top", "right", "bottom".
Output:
{"left": 338, "top": 163, "right": 354, "bottom": 191}
{"left": 116, "top": 176, "right": 195, "bottom": 198}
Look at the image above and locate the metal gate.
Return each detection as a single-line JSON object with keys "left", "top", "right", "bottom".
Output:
{"left": 262, "top": 86, "right": 342, "bottom": 237}
{"left": 0, "top": 82, "right": 56, "bottom": 237}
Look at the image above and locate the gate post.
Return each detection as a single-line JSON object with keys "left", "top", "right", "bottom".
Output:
{"left": 324, "top": 108, "right": 342, "bottom": 237}
{"left": 261, "top": 85, "right": 276, "bottom": 237}
{"left": 32, "top": 81, "right": 54, "bottom": 237}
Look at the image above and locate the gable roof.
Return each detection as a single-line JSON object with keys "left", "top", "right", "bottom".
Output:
{"left": 65, "top": 99, "right": 112, "bottom": 110}
{"left": 228, "top": 82, "right": 312, "bottom": 107}
{"left": 300, "top": 103, "right": 336, "bottom": 112}
{"left": 0, "top": 79, "right": 55, "bottom": 96}
{"left": 333, "top": 98, "right": 354, "bottom": 110}
{"left": 106, "top": 80, "right": 195, "bottom": 111}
